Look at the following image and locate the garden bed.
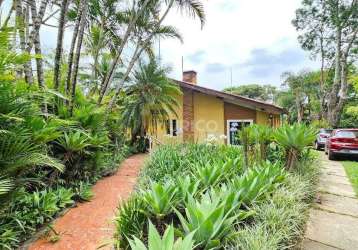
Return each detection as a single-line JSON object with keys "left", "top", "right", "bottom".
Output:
{"left": 114, "top": 142, "right": 319, "bottom": 249}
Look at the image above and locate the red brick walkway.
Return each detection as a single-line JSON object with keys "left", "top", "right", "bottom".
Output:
{"left": 28, "top": 154, "right": 147, "bottom": 250}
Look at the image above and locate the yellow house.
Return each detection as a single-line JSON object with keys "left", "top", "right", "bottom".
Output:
{"left": 150, "top": 70, "right": 285, "bottom": 146}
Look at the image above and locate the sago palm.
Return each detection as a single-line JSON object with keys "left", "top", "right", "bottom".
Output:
{"left": 121, "top": 59, "right": 181, "bottom": 140}
{"left": 273, "top": 124, "right": 316, "bottom": 170}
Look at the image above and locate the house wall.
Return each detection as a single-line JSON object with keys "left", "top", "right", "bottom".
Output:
{"left": 224, "top": 102, "right": 256, "bottom": 138}
{"left": 256, "top": 111, "right": 281, "bottom": 127}
{"left": 151, "top": 93, "right": 184, "bottom": 145}
{"left": 149, "top": 89, "right": 282, "bottom": 147}
{"left": 256, "top": 111, "right": 269, "bottom": 126}
{"left": 193, "top": 92, "right": 225, "bottom": 143}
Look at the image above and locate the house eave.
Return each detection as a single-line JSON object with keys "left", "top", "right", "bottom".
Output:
{"left": 173, "top": 79, "right": 285, "bottom": 115}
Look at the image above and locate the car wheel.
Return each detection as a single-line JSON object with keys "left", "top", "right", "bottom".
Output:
{"left": 328, "top": 150, "right": 335, "bottom": 160}
{"left": 315, "top": 141, "right": 320, "bottom": 150}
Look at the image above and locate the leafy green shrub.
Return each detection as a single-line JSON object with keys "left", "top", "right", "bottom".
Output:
{"left": 115, "top": 196, "right": 147, "bottom": 249}
{"left": 192, "top": 162, "right": 224, "bottom": 188}
{"left": 274, "top": 124, "right": 316, "bottom": 170}
{"left": 232, "top": 156, "right": 319, "bottom": 249}
{"left": 73, "top": 182, "right": 94, "bottom": 202}
{"left": 128, "top": 221, "right": 195, "bottom": 250}
{"left": 175, "top": 193, "right": 249, "bottom": 249}
{"left": 141, "top": 144, "right": 242, "bottom": 184}
{"left": 176, "top": 176, "right": 200, "bottom": 202}
{"left": 141, "top": 181, "right": 178, "bottom": 219}
{"left": 116, "top": 141, "right": 317, "bottom": 250}
{"left": 231, "top": 162, "right": 286, "bottom": 206}
{"left": 0, "top": 187, "right": 75, "bottom": 249}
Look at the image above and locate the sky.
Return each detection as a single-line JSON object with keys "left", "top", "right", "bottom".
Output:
{"left": 159, "top": 0, "right": 320, "bottom": 90}
{"left": 1, "top": 0, "right": 320, "bottom": 90}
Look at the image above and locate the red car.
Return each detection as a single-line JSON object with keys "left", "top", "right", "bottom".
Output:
{"left": 325, "top": 129, "right": 358, "bottom": 160}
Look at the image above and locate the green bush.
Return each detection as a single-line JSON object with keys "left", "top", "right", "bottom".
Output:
{"left": 115, "top": 142, "right": 318, "bottom": 250}
{"left": 128, "top": 221, "right": 195, "bottom": 250}
{"left": 0, "top": 187, "right": 75, "bottom": 249}
{"left": 115, "top": 195, "right": 148, "bottom": 249}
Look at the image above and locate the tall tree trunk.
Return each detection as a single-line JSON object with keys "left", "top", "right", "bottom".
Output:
{"left": 69, "top": 0, "right": 88, "bottom": 116}
{"left": 24, "top": 0, "right": 47, "bottom": 85}
{"left": 295, "top": 92, "right": 303, "bottom": 123}
{"left": 64, "top": 3, "right": 82, "bottom": 102}
{"left": 327, "top": 27, "right": 342, "bottom": 127}
{"left": 331, "top": 59, "right": 348, "bottom": 126}
{"left": 327, "top": 25, "right": 357, "bottom": 127}
{"left": 15, "top": 0, "right": 25, "bottom": 78}
{"left": 26, "top": 0, "right": 47, "bottom": 51}
{"left": 29, "top": 0, "right": 45, "bottom": 89}
{"left": 53, "top": 0, "right": 69, "bottom": 91}
{"left": 319, "top": 36, "right": 326, "bottom": 119}
{"left": 106, "top": 41, "right": 141, "bottom": 112}
{"left": 97, "top": 0, "right": 152, "bottom": 105}
{"left": 330, "top": 27, "right": 358, "bottom": 126}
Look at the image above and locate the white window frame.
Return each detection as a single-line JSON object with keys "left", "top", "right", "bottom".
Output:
{"left": 226, "top": 119, "right": 253, "bottom": 145}
{"left": 166, "top": 119, "right": 178, "bottom": 137}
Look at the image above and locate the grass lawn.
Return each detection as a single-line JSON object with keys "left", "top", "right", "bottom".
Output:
{"left": 342, "top": 161, "right": 358, "bottom": 197}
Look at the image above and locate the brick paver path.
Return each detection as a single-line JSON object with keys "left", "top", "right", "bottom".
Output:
{"left": 302, "top": 152, "right": 358, "bottom": 250}
{"left": 27, "top": 154, "right": 147, "bottom": 250}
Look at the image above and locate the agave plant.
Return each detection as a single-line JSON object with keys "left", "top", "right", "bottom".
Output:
{"left": 192, "top": 162, "right": 225, "bottom": 188}
{"left": 128, "top": 221, "right": 195, "bottom": 250}
{"left": 175, "top": 193, "right": 246, "bottom": 249}
{"left": 231, "top": 162, "right": 286, "bottom": 205}
{"left": 273, "top": 124, "right": 316, "bottom": 170}
{"left": 177, "top": 175, "right": 201, "bottom": 202}
{"left": 115, "top": 195, "right": 147, "bottom": 249}
{"left": 141, "top": 181, "right": 178, "bottom": 219}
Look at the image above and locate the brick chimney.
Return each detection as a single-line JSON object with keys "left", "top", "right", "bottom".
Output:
{"left": 182, "top": 70, "right": 197, "bottom": 85}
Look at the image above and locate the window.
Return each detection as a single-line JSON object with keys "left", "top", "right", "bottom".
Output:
{"left": 166, "top": 119, "right": 178, "bottom": 137}
{"left": 227, "top": 120, "right": 253, "bottom": 145}
{"left": 320, "top": 129, "right": 333, "bottom": 134}
{"left": 336, "top": 130, "right": 358, "bottom": 138}
{"left": 172, "top": 120, "right": 177, "bottom": 136}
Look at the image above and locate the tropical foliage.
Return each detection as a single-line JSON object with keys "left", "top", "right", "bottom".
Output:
{"left": 121, "top": 60, "right": 181, "bottom": 142}
{"left": 115, "top": 124, "right": 318, "bottom": 249}
{"left": 0, "top": 0, "right": 206, "bottom": 247}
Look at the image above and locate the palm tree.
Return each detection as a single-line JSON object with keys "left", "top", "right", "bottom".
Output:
{"left": 98, "top": 0, "right": 206, "bottom": 105}
{"left": 65, "top": 0, "right": 83, "bottom": 100}
{"left": 53, "top": 0, "right": 70, "bottom": 91}
{"left": 69, "top": 0, "right": 89, "bottom": 115}
{"left": 106, "top": 1, "right": 188, "bottom": 112}
{"left": 85, "top": 24, "right": 109, "bottom": 91}
{"left": 121, "top": 59, "right": 181, "bottom": 141}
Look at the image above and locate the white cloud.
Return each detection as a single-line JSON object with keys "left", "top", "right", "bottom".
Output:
{"left": 2, "top": 0, "right": 320, "bottom": 90}
{"left": 160, "top": 0, "right": 320, "bottom": 90}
